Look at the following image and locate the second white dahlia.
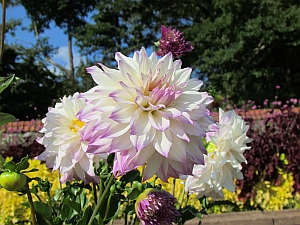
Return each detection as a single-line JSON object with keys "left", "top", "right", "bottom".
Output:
{"left": 184, "top": 108, "right": 252, "bottom": 198}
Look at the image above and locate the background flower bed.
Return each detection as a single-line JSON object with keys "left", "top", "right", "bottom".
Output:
{"left": 1, "top": 106, "right": 300, "bottom": 224}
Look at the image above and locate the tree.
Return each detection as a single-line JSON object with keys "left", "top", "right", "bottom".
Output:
{"left": 19, "top": 0, "right": 97, "bottom": 94}
{"left": 0, "top": 45, "right": 62, "bottom": 120}
{"left": 75, "top": 0, "right": 300, "bottom": 105}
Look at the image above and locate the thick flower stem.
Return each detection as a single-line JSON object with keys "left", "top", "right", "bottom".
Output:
{"left": 87, "top": 174, "right": 115, "bottom": 225}
{"left": 25, "top": 183, "right": 37, "bottom": 225}
{"left": 93, "top": 183, "right": 98, "bottom": 205}
{"left": 103, "top": 192, "right": 113, "bottom": 221}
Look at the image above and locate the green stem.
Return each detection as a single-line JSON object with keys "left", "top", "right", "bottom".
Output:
{"left": 103, "top": 192, "right": 113, "bottom": 221}
{"left": 124, "top": 213, "right": 128, "bottom": 225}
{"left": 93, "top": 183, "right": 98, "bottom": 205}
{"left": 133, "top": 215, "right": 140, "bottom": 225}
{"left": 25, "top": 183, "right": 37, "bottom": 225}
{"left": 109, "top": 218, "right": 115, "bottom": 225}
{"left": 33, "top": 192, "right": 42, "bottom": 202}
{"left": 47, "top": 191, "right": 54, "bottom": 225}
{"left": 87, "top": 174, "right": 115, "bottom": 225}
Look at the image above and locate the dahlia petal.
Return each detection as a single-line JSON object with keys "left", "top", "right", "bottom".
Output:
{"left": 153, "top": 129, "right": 172, "bottom": 157}
{"left": 143, "top": 151, "right": 164, "bottom": 181}
{"left": 110, "top": 103, "right": 138, "bottom": 123}
{"left": 110, "top": 131, "right": 133, "bottom": 152}
{"left": 169, "top": 119, "right": 190, "bottom": 141}
{"left": 119, "top": 60, "right": 141, "bottom": 86}
{"left": 172, "top": 68, "right": 192, "bottom": 84}
{"left": 148, "top": 110, "right": 170, "bottom": 131}
{"left": 130, "top": 109, "right": 152, "bottom": 135}
{"left": 183, "top": 121, "right": 206, "bottom": 136}
{"left": 87, "top": 65, "right": 120, "bottom": 89}
{"left": 183, "top": 79, "right": 204, "bottom": 91}
{"left": 130, "top": 127, "right": 156, "bottom": 151}
{"left": 167, "top": 134, "right": 187, "bottom": 163}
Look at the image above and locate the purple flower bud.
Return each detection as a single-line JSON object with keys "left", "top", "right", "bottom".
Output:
{"left": 156, "top": 25, "right": 194, "bottom": 58}
{"left": 135, "top": 188, "right": 180, "bottom": 225}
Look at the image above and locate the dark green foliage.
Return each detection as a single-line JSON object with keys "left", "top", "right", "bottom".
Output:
{"left": 76, "top": 0, "right": 300, "bottom": 104}
{"left": 20, "top": 0, "right": 97, "bottom": 32}
{"left": 0, "top": 47, "right": 62, "bottom": 120}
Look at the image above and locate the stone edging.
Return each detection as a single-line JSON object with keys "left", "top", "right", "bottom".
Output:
{"left": 195, "top": 209, "right": 300, "bottom": 225}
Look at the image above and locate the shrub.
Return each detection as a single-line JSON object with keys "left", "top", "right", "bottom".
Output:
{"left": 236, "top": 104, "right": 300, "bottom": 203}
{"left": 0, "top": 132, "right": 44, "bottom": 163}
{"left": 0, "top": 158, "right": 60, "bottom": 225}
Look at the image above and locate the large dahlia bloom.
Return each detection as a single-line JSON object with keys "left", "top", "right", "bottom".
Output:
{"left": 36, "top": 93, "right": 107, "bottom": 184}
{"left": 184, "top": 108, "right": 252, "bottom": 198}
{"left": 135, "top": 188, "right": 180, "bottom": 225}
{"left": 79, "top": 47, "right": 214, "bottom": 182}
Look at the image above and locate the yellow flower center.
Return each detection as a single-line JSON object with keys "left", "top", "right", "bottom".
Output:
{"left": 206, "top": 141, "right": 217, "bottom": 154}
{"left": 70, "top": 118, "right": 85, "bottom": 133}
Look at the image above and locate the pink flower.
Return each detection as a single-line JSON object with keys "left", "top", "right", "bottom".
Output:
{"left": 276, "top": 85, "right": 280, "bottom": 89}
{"left": 156, "top": 25, "right": 194, "bottom": 58}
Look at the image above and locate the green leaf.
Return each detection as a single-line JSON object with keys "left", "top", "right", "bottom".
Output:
{"left": 63, "top": 199, "right": 82, "bottom": 214}
{"left": 127, "top": 188, "right": 141, "bottom": 200}
{"left": 0, "top": 112, "right": 16, "bottom": 126}
{"left": 123, "top": 203, "right": 135, "bottom": 215}
{"left": 104, "top": 196, "right": 121, "bottom": 223}
{"left": 0, "top": 75, "right": 15, "bottom": 94}
{"left": 35, "top": 213, "right": 49, "bottom": 225}
{"left": 3, "top": 161, "right": 17, "bottom": 172}
{"left": 22, "top": 168, "right": 39, "bottom": 173}
{"left": 76, "top": 206, "right": 93, "bottom": 225}
{"left": 16, "top": 155, "right": 30, "bottom": 172}
{"left": 179, "top": 206, "right": 203, "bottom": 224}
{"left": 207, "top": 200, "right": 238, "bottom": 209}
{"left": 120, "top": 169, "right": 141, "bottom": 183}
{"left": 60, "top": 203, "right": 73, "bottom": 220}
{"left": 33, "top": 201, "right": 51, "bottom": 221}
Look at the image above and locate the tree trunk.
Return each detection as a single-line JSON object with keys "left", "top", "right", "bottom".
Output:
{"left": 0, "top": 0, "right": 6, "bottom": 62}
{"left": 67, "top": 23, "right": 74, "bottom": 80}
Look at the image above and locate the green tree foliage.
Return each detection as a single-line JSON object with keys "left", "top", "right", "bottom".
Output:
{"left": 0, "top": 46, "right": 62, "bottom": 120}
{"left": 75, "top": 0, "right": 300, "bottom": 105}
{"left": 20, "top": 0, "right": 97, "bottom": 83}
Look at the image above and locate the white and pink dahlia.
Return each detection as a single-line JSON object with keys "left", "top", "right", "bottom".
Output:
{"left": 184, "top": 108, "right": 252, "bottom": 199}
{"left": 36, "top": 93, "right": 107, "bottom": 184}
{"left": 79, "top": 47, "right": 214, "bottom": 182}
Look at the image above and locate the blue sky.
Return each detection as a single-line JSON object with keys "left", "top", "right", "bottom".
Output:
{"left": 4, "top": 4, "right": 81, "bottom": 73}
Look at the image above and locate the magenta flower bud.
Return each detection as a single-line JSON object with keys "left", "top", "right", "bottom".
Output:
{"left": 157, "top": 25, "right": 194, "bottom": 58}
{"left": 135, "top": 188, "right": 180, "bottom": 225}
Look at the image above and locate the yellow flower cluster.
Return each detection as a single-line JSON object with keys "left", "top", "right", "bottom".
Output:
{"left": 1, "top": 159, "right": 300, "bottom": 224}
{"left": 154, "top": 169, "right": 300, "bottom": 214}
{"left": 0, "top": 158, "right": 61, "bottom": 225}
